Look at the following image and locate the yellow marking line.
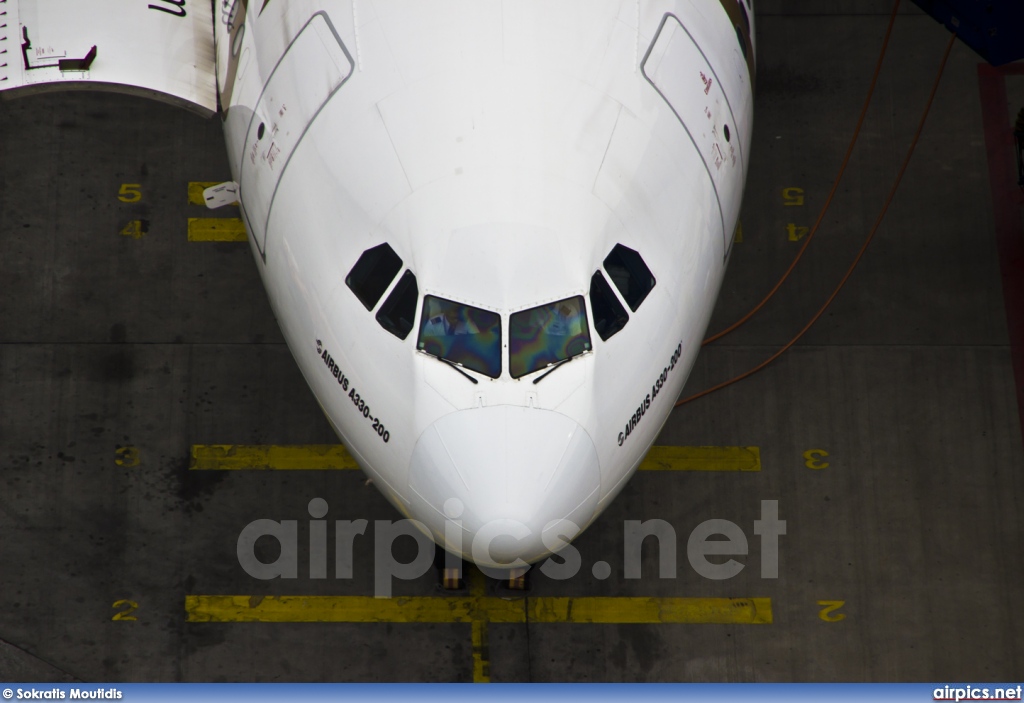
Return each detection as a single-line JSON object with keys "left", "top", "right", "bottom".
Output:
{"left": 471, "top": 620, "right": 489, "bottom": 683}
{"left": 188, "top": 181, "right": 222, "bottom": 206}
{"left": 188, "top": 181, "right": 239, "bottom": 208}
{"left": 187, "top": 218, "right": 247, "bottom": 242}
{"left": 189, "top": 444, "right": 760, "bottom": 472}
{"left": 641, "top": 445, "right": 760, "bottom": 472}
{"left": 184, "top": 595, "right": 772, "bottom": 625}
{"left": 190, "top": 444, "right": 359, "bottom": 470}
{"left": 185, "top": 591, "right": 770, "bottom": 681}
{"left": 469, "top": 567, "right": 490, "bottom": 683}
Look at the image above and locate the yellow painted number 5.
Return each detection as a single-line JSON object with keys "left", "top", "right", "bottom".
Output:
{"left": 118, "top": 184, "right": 142, "bottom": 203}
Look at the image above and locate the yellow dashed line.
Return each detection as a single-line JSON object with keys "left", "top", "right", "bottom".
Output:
{"left": 187, "top": 218, "right": 247, "bottom": 242}
{"left": 189, "top": 444, "right": 760, "bottom": 471}
{"left": 184, "top": 595, "right": 772, "bottom": 625}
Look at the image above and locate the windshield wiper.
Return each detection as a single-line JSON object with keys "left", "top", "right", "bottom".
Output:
{"left": 434, "top": 355, "right": 479, "bottom": 384}
{"left": 532, "top": 353, "right": 586, "bottom": 385}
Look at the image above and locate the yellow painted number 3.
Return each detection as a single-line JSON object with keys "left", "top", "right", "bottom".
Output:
{"left": 115, "top": 446, "right": 140, "bottom": 467}
{"left": 804, "top": 449, "right": 829, "bottom": 470}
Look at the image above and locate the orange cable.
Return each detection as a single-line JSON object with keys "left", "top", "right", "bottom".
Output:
{"left": 702, "top": 0, "right": 902, "bottom": 346}
{"left": 676, "top": 31, "right": 957, "bottom": 408}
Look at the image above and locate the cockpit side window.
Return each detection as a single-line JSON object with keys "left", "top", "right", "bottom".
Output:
{"left": 345, "top": 243, "right": 403, "bottom": 310}
{"left": 509, "top": 296, "right": 592, "bottom": 379}
{"left": 376, "top": 270, "right": 418, "bottom": 340}
{"left": 589, "top": 271, "right": 629, "bottom": 341}
{"left": 417, "top": 295, "right": 502, "bottom": 378}
{"left": 603, "top": 244, "right": 656, "bottom": 312}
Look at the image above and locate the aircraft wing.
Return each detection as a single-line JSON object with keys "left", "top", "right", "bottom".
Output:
{"left": 0, "top": 0, "right": 217, "bottom": 117}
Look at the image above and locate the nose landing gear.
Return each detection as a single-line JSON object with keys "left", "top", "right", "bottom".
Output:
{"left": 434, "top": 546, "right": 533, "bottom": 592}
{"left": 434, "top": 547, "right": 465, "bottom": 591}
{"left": 442, "top": 567, "right": 463, "bottom": 590}
{"left": 505, "top": 567, "right": 529, "bottom": 591}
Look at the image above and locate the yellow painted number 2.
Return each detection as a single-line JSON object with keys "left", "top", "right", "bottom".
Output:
{"left": 817, "top": 600, "right": 845, "bottom": 622}
{"left": 112, "top": 600, "right": 138, "bottom": 621}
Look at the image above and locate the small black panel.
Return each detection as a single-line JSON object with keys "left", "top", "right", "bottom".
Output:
{"left": 376, "top": 270, "right": 418, "bottom": 340}
{"left": 589, "top": 271, "right": 629, "bottom": 341}
{"left": 346, "top": 243, "right": 403, "bottom": 310}
{"left": 603, "top": 244, "right": 656, "bottom": 312}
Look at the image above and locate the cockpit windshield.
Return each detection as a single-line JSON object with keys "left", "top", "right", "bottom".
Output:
{"left": 417, "top": 295, "right": 502, "bottom": 378}
{"left": 509, "top": 296, "right": 592, "bottom": 379}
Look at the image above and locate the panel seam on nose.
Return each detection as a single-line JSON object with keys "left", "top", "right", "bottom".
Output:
{"left": 433, "top": 424, "right": 472, "bottom": 492}
{"left": 540, "top": 423, "right": 580, "bottom": 494}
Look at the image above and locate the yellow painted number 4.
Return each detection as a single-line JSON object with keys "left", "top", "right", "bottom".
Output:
{"left": 112, "top": 600, "right": 138, "bottom": 621}
{"left": 118, "top": 184, "right": 142, "bottom": 203}
{"left": 119, "top": 220, "right": 146, "bottom": 239}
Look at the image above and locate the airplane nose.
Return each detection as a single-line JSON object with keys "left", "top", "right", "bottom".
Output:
{"left": 408, "top": 406, "right": 601, "bottom": 568}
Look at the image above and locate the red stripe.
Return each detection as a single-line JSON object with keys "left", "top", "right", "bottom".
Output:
{"left": 978, "top": 63, "right": 1024, "bottom": 444}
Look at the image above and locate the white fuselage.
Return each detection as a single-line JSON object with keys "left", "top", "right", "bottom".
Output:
{"left": 216, "top": 0, "right": 754, "bottom": 567}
